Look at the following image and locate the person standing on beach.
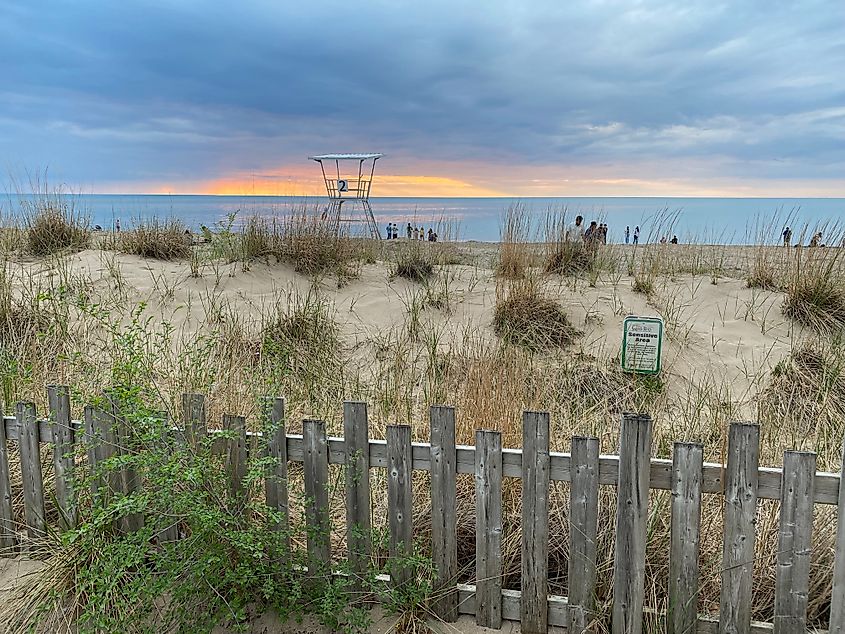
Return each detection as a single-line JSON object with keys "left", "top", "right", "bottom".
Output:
{"left": 393, "top": 223, "right": 399, "bottom": 239}
{"left": 782, "top": 227, "right": 792, "bottom": 246}
{"left": 115, "top": 218, "right": 121, "bottom": 232}
{"left": 407, "top": 223, "right": 412, "bottom": 239}
{"left": 419, "top": 226, "right": 424, "bottom": 241}
{"left": 386, "top": 223, "right": 392, "bottom": 239}
{"left": 413, "top": 226, "right": 419, "bottom": 240}
{"left": 633, "top": 226, "right": 640, "bottom": 245}
{"left": 566, "top": 215, "right": 584, "bottom": 242}
{"left": 625, "top": 226, "right": 630, "bottom": 244}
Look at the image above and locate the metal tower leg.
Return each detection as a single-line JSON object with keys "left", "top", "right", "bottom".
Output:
{"left": 363, "top": 201, "right": 380, "bottom": 240}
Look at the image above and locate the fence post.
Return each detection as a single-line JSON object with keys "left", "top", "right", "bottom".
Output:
{"left": 105, "top": 391, "right": 143, "bottom": 534}
{"left": 719, "top": 422, "right": 760, "bottom": 634}
{"left": 669, "top": 442, "right": 703, "bottom": 634}
{"left": 612, "top": 412, "right": 652, "bottom": 634}
{"left": 303, "top": 419, "right": 331, "bottom": 579}
{"left": 430, "top": 405, "right": 458, "bottom": 621}
{"left": 0, "top": 408, "right": 15, "bottom": 549}
{"left": 224, "top": 414, "right": 247, "bottom": 506}
{"left": 344, "top": 401, "right": 371, "bottom": 590}
{"left": 48, "top": 385, "right": 77, "bottom": 529}
{"left": 832, "top": 434, "right": 845, "bottom": 634}
{"left": 521, "top": 411, "right": 550, "bottom": 633}
{"left": 387, "top": 424, "right": 413, "bottom": 589}
{"left": 16, "top": 402, "right": 46, "bottom": 541}
{"left": 182, "top": 393, "right": 206, "bottom": 450}
{"left": 773, "top": 450, "right": 816, "bottom": 634}
{"left": 263, "top": 397, "right": 289, "bottom": 551}
{"left": 156, "top": 410, "right": 180, "bottom": 544}
{"left": 568, "top": 435, "right": 600, "bottom": 634}
{"left": 475, "top": 429, "right": 503, "bottom": 629}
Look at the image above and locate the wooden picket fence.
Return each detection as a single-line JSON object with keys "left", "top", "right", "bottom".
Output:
{"left": 2, "top": 386, "right": 845, "bottom": 634}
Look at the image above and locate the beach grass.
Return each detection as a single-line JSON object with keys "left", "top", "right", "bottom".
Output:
{"left": 0, "top": 201, "right": 844, "bottom": 632}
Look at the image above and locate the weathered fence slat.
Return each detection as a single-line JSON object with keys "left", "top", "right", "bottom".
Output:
{"left": 47, "top": 385, "right": 77, "bottom": 529}
{"left": 16, "top": 402, "right": 46, "bottom": 540}
{"left": 521, "top": 411, "right": 550, "bottom": 634}
{"left": 773, "top": 451, "right": 816, "bottom": 634}
{"left": 106, "top": 393, "right": 143, "bottom": 534}
{"left": 612, "top": 412, "right": 653, "bottom": 634}
{"left": 224, "top": 415, "right": 247, "bottom": 505}
{"left": 719, "top": 422, "right": 760, "bottom": 634}
{"left": 0, "top": 405, "right": 15, "bottom": 549}
{"left": 831, "top": 434, "right": 845, "bottom": 634}
{"left": 387, "top": 424, "right": 413, "bottom": 589}
{"left": 182, "top": 393, "right": 206, "bottom": 450}
{"left": 157, "top": 416, "right": 180, "bottom": 544}
{"left": 475, "top": 429, "right": 503, "bottom": 629}
{"left": 430, "top": 405, "right": 458, "bottom": 622}
{"left": 344, "top": 401, "right": 371, "bottom": 589}
{"left": 263, "top": 397, "right": 289, "bottom": 551}
{"left": 669, "top": 442, "right": 703, "bottom": 634}
{"left": 82, "top": 405, "right": 102, "bottom": 499}
{"left": 567, "top": 435, "right": 600, "bottom": 634}
{"left": 303, "top": 419, "right": 331, "bottom": 577}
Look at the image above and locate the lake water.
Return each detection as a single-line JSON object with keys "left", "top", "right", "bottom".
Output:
{"left": 5, "top": 194, "right": 845, "bottom": 244}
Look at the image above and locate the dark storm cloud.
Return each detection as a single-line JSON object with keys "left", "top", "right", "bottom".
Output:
{"left": 1, "top": 0, "right": 844, "bottom": 186}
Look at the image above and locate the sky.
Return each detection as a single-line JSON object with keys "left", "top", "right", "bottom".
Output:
{"left": 1, "top": 0, "right": 845, "bottom": 197}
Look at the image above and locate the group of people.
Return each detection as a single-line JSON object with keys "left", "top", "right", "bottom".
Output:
{"left": 782, "top": 227, "right": 826, "bottom": 247}
{"left": 567, "top": 216, "right": 646, "bottom": 246}
{"left": 385, "top": 222, "right": 438, "bottom": 242}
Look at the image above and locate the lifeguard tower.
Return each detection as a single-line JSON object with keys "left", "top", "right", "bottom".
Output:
{"left": 309, "top": 153, "right": 383, "bottom": 239}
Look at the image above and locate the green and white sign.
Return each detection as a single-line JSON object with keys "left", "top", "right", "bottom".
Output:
{"left": 621, "top": 316, "right": 664, "bottom": 375}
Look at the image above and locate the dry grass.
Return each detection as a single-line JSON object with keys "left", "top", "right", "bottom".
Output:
{"left": 22, "top": 198, "right": 90, "bottom": 256}
{"left": 120, "top": 218, "right": 191, "bottom": 260}
{"left": 493, "top": 276, "right": 580, "bottom": 350}
{"left": 497, "top": 203, "right": 533, "bottom": 278}
{"left": 393, "top": 241, "right": 435, "bottom": 282}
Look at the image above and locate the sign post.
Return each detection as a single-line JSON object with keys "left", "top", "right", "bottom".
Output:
{"left": 621, "top": 316, "right": 664, "bottom": 375}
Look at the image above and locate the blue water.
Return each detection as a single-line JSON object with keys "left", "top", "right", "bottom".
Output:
{"left": 4, "top": 194, "right": 845, "bottom": 243}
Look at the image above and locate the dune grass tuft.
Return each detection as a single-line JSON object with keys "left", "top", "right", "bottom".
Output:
{"left": 493, "top": 277, "right": 579, "bottom": 350}
{"left": 23, "top": 197, "right": 90, "bottom": 256}
{"left": 120, "top": 218, "right": 191, "bottom": 260}
{"left": 393, "top": 241, "right": 435, "bottom": 282}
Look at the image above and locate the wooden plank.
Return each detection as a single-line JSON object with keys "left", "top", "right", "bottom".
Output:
{"left": 82, "top": 405, "right": 102, "bottom": 500}
{"left": 773, "top": 451, "right": 815, "bottom": 634}
{"left": 303, "top": 419, "right": 331, "bottom": 577}
{"left": 831, "top": 434, "right": 845, "bottom": 634}
{"left": 156, "top": 418, "right": 180, "bottom": 545}
{"left": 475, "top": 429, "right": 503, "bottom": 629}
{"left": 182, "top": 393, "right": 206, "bottom": 450}
{"left": 456, "top": 584, "right": 569, "bottom": 627}
{"left": 16, "top": 402, "right": 46, "bottom": 540}
{"left": 612, "top": 412, "right": 653, "bottom": 634}
{"left": 521, "top": 410, "right": 550, "bottom": 634}
{"left": 719, "top": 422, "right": 760, "bottom": 634}
{"left": 47, "top": 385, "right": 77, "bottom": 529}
{"left": 669, "top": 442, "right": 703, "bottom": 634}
{"left": 0, "top": 405, "right": 15, "bottom": 549}
{"left": 106, "top": 392, "right": 144, "bottom": 534}
{"left": 568, "top": 435, "right": 600, "bottom": 634}
{"left": 430, "top": 404, "right": 458, "bottom": 622}
{"left": 224, "top": 415, "right": 247, "bottom": 506}
{"left": 343, "top": 401, "right": 371, "bottom": 590}
{"left": 387, "top": 424, "right": 413, "bottom": 589}
{"left": 263, "top": 397, "right": 289, "bottom": 552}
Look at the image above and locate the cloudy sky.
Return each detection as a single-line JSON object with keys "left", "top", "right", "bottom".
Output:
{"left": 2, "top": 0, "right": 844, "bottom": 196}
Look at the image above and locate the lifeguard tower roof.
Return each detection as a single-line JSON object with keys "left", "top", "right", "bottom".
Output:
{"left": 309, "top": 153, "right": 384, "bottom": 161}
